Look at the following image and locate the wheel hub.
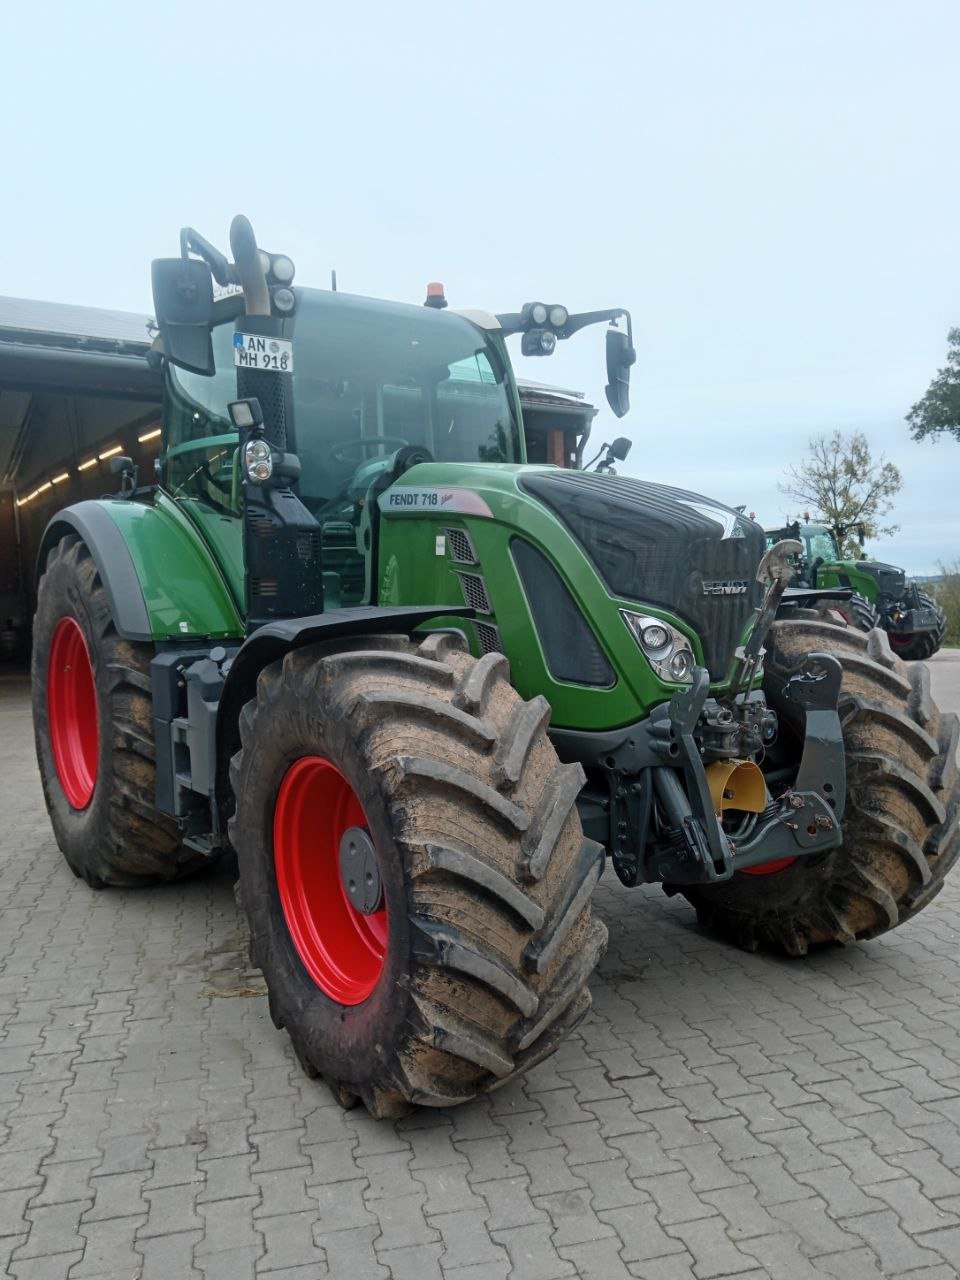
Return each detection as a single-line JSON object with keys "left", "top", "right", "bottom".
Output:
{"left": 339, "top": 826, "right": 383, "bottom": 915}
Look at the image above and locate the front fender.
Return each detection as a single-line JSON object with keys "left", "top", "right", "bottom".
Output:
{"left": 37, "top": 495, "right": 244, "bottom": 642}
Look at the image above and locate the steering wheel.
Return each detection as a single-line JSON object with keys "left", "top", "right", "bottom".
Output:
{"left": 330, "top": 435, "right": 409, "bottom": 464}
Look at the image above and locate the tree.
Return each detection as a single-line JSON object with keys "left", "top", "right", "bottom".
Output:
{"left": 906, "top": 327, "right": 960, "bottom": 443}
{"left": 779, "top": 430, "right": 903, "bottom": 560}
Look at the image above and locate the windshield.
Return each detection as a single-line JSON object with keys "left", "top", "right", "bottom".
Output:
{"left": 165, "top": 288, "right": 521, "bottom": 514}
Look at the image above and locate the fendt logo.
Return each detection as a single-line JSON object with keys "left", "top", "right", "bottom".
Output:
{"left": 702, "top": 580, "right": 749, "bottom": 596}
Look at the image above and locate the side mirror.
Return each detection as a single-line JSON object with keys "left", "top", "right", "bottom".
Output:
{"left": 151, "top": 258, "right": 215, "bottom": 375}
{"left": 858, "top": 525, "right": 866, "bottom": 547}
{"left": 605, "top": 326, "right": 636, "bottom": 418}
{"left": 609, "top": 436, "right": 632, "bottom": 462}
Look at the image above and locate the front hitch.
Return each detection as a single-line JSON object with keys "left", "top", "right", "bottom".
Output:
{"left": 647, "top": 654, "right": 845, "bottom": 885}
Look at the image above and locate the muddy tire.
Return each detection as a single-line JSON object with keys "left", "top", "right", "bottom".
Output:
{"left": 230, "top": 631, "right": 606, "bottom": 1117}
{"left": 888, "top": 592, "right": 947, "bottom": 661}
{"left": 32, "top": 534, "right": 204, "bottom": 887}
{"left": 817, "top": 591, "right": 879, "bottom": 633}
{"left": 681, "top": 618, "right": 960, "bottom": 955}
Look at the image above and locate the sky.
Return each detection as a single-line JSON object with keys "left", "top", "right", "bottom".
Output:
{"left": 3, "top": 1, "right": 958, "bottom": 573}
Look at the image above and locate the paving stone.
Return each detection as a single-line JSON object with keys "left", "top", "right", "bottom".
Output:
{"left": 567, "top": 1156, "right": 645, "bottom": 1211}
{"left": 838, "top": 1208, "right": 947, "bottom": 1274}
{"left": 315, "top": 1224, "right": 387, "bottom": 1279}
{"left": 83, "top": 1169, "right": 149, "bottom": 1221}
{"left": 139, "top": 1228, "right": 204, "bottom": 1279}
{"left": 414, "top": 1162, "right": 485, "bottom": 1216}
{"left": 0, "top": 1187, "right": 33, "bottom": 1238}
{"left": 490, "top": 1222, "right": 576, "bottom": 1280}
{"left": 196, "top": 1244, "right": 263, "bottom": 1279}
{"left": 376, "top": 1241, "right": 443, "bottom": 1280}
{"left": 15, "top": 1199, "right": 89, "bottom": 1258}
{"left": 9, "top": 1252, "right": 85, "bottom": 1280}
{"left": 815, "top": 1247, "right": 885, "bottom": 1279}
{"left": 257, "top": 1211, "right": 328, "bottom": 1273}
{"left": 369, "top": 1192, "right": 439, "bottom": 1250}
{"left": 196, "top": 1195, "right": 263, "bottom": 1255}
{"left": 598, "top": 1202, "right": 688, "bottom": 1262}
{"left": 73, "top": 1212, "right": 147, "bottom": 1276}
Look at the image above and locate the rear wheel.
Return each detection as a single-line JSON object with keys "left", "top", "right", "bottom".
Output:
{"left": 230, "top": 631, "right": 606, "bottom": 1117}
{"left": 888, "top": 592, "right": 947, "bottom": 660}
{"left": 681, "top": 619, "right": 959, "bottom": 955}
{"left": 32, "top": 534, "right": 207, "bottom": 886}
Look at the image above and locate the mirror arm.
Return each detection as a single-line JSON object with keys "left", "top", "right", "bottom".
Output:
{"left": 560, "top": 307, "right": 631, "bottom": 340}
{"left": 180, "top": 227, "right": 232, "bottom": 286}
{"left": 494, "top": 311, "right": 524, "bottom": 336}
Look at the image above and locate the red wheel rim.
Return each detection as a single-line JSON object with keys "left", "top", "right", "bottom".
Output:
{"left": 273, "top": 757, "right": 387, "bottom": 1005}
{"left": 47, "top": 616, "right": 99, "bottom": 810}
{"left": 888, "top": 633, "right": 911, "bottom": 650}
{"left": 741, "top": 857, "right": 797, "bottom": 876}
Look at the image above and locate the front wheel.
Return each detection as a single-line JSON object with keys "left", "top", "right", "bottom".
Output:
{"left": 888, "top": 592, "right": 947, "bottom": 660}
{"left": 230, "top": 632, "right": 606, "bottom": 1116}
{"left": 681, "top": 619, "right": 959, "bottom": 955}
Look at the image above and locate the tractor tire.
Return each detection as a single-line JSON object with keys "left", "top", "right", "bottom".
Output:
{"left": 887, "top": 592, "right": 948, "bottom": 661}
{"left": 230, "top": 631, "right": 606, "bottom": 1117}
{"left": 816, "top": 591, "right": 879, "bottom": 633}
{"left": 680, "top": 617, "right": 960, "bottom": 956}
{"left": 32, "top": 533, "right": 205, "bottom": 887}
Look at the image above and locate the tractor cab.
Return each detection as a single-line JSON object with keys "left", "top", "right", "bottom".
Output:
{"left": 163, "top": 289, "right": 523, "bottom": 608}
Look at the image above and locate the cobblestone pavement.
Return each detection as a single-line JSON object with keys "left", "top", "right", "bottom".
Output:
{"left": 2, "top": 655, "right": 960, "bottom": 1280}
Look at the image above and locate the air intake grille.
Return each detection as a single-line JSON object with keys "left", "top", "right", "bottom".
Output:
{"left": 512, "top": 538, "right": 615, "bottom": 688}
{"left": 445, "top": 527, "right": 477, "bottom": 564}
{"left": 474, "top": 622, "right": 502, "bottom": 655}
{"left": 458, "top": 572, "right": 492, "bottom": 615}
{"left": 237, "top": 367, "right": 287, "bottom": 449}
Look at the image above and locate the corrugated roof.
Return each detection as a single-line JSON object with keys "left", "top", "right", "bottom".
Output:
{"left": 0, "top": 296, "right": 153, "bottom": 349}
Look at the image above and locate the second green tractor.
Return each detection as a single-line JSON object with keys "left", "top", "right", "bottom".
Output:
{"left": 30, "top": 218, "right": 960, "bottom": 1116}
{"left": 766, "top": 517, "right": 947, "bottom": 660}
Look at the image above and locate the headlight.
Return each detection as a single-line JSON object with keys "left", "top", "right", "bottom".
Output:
{"left": 621, "top": 610, "right": 696, "bottom": 684}
{"left": 640, "top": 623, "right": 669, "bottom": 650}
{"left": 244, "top": 437, "right": 273, "bottom": 483}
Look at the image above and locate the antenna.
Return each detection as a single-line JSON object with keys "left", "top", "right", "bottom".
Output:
{"left": 331, "top": 269, "right": 337, "bottom": 292}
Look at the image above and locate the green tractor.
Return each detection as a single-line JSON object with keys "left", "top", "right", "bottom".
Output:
{"left": 766, "top": 517, "right": 947, "bottom": 660}
{"left": 32, "top": 219, "right": 960, "bottom": 1116}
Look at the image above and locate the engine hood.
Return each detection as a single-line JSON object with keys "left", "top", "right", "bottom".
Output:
{"left": 519, "top": 470, "right": 765, "bottom": 680}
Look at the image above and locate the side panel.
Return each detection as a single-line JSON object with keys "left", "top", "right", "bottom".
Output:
{"left": 816, "top": 560, "right": 879, "bottom": 601}
{"left": 374, "top": 463, "right": 720, "bottom": 731}
{"left": 38, "top": 496, "right": 244, "bottom": 642}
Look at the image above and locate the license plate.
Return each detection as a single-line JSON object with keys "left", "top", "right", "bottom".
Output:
{"left": 233, "top": 333, "right": 294, "bottom": 373}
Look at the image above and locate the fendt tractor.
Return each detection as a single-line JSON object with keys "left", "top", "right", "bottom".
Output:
{"left": 766, "top": 517, "right": 948, "bottom": 660}
{"left": 32, "top": 219, "right": 959, "bottom": 1117}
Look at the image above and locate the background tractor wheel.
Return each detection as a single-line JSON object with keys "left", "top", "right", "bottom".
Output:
{"left": 32, "top": 534, "right": 207, "bottom": 887}
{"left": 815, "top": 591, "right": 879, "bottom": 633}
{"left": 230, "top": 631, "right": 606, "bottom": 1117}
{"left": 888, "top": 592, "right": 948, "bottom": 661}
{"left": 681, "top": 618, "right": 959, "bottom": 956}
